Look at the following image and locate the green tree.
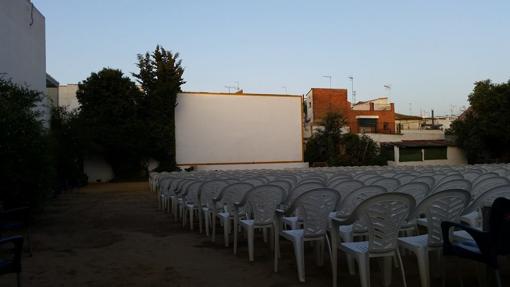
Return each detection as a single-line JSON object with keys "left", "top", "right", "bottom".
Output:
{"left": 304, "top": 112, "right": 346, "bottom": 165}
{"left": 339, "top": 133, "right": 384, "bottom": 166}
{"left": 76, "top": 68, "right": 144, "bottom": 179}
{"left": 0, "top": 78, "right": 54, "bottom": 207}
{"left": 449, "top": 79, "right": 510, "bottom": 163}
{"left": 50, "top": 106, "right": 87, "bottom": 191}
{"left": 304, "top": 112, "right": 385, "bottom": 166}
{"left": 133, "top": 45, "right": 185, "bottom": 171}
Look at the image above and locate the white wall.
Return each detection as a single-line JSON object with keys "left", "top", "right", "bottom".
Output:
{"left": 83, "top": 157, "right": 114, "bottom": 183}
{"left": 185, "top": 162, "right": 309, "bottom": 171}
{"left": 0, "top": 0, "right": 47, "bottom": 122}
{"left": 58, "top": 84, "right": 80, "bottom": 111}
{"left": 389, "top": 146, "right": 467, "bottom": 166}
{"left": 175, "top": 92, "right": 304, "bottom": 166}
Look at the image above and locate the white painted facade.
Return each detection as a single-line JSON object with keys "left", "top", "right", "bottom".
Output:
{"left": 0, "top": 0, "right": 48, "bottom": 122}
{"left": 58, "top": 84, "right": 80, "bottom": 111}
{"left": 388, "top": 146, "right": 467, "bottom": 166}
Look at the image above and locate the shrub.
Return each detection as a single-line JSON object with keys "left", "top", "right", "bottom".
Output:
{"left": 0, "top": 78, "right": 55, "bottom": 208}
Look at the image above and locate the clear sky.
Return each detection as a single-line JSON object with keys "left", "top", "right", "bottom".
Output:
{"left": 36, "top": 0, "right": 510, "bottom": 115}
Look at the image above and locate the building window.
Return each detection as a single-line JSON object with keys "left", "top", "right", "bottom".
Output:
{"left": 424, "top": 147, "right": 447, "bottom": 160}
{"left": 357, "top": 118, "right": 377, "bottom": 133}
{"left": 381, "top": 145, "right": 395, "bottom": 161}
{"left": 399, "top": 147, "right": 422, "bottom": 162}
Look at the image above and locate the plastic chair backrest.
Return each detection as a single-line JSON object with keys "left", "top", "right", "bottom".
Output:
{"left": 472, "top": 172, "right": 499, "bottom": 186}
{"left": 464, "top": 185, "right": 510, "bottom": 214}
{"left": 434, "top": 174, "right": 464, "bottom": 188}
{"left": 329, "top": 180, "right": 364, "bottom": 208}
{"left": 364, "top": 176, "right": 385, "bottom": 185}
{"left": 199, "top": 179, "right": 235, "bottom": 209}
{"left": 221, "top": 183, "right": 254, "bottom": 214}
{"left": 371, "top": 178, "right": 401, "bottom": 192}
{"left": 354, "top": 193, "right": 415, "bottom": 253}
{"left": 412, "top": 189, "right": 471, "bottom": 247}
{"left": 410, "top": 176, "right": 435, "bottom": 189}
{"left": 288, "top": 188, "right": 340, "bottom": 238}
{"left": 431, "top": 179, "right": 472, "bottom": 194}
{"left": 245, "top": 185, "right": 285, "bottom": 225}
{"left": 394, "top": 182, "right": 430, "bottom": 203}
{"left": 471, "top": 177, "right": 510, "bottom": 199}
{"left": 337, "top": 185, "right": 387, "bottom": 218}
{"left": 286, "top": 181, "right": 324, "bottom": 205}
{"left": 396, "top": 174, "right": 416, "bottom": 185}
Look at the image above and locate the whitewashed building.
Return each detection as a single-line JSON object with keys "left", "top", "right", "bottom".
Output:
{"left": 0, "top": 0, "right": 48, "bottom": 123}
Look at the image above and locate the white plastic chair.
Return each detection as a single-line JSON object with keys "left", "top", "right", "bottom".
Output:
{"left": 274, "top": 188, "right": 340, "bottom": 282}
{"left": 332, "top": 193, "right": 415, "bottom": 287}
{"left": 282, "top": 182, "right": 324, "bottom": 230}
{"left": 234, "top": 184, "right": 285, "bottom": 261}
{"left": 371, "top": 177, "right": 401, "bottom": 192}
{"left": 430, "top": 179, "right": 471, "bottom": 194}
{"left": 410, "top": 176, "right": 436, "bottom": 189}
{"left": 394, "top": 182, "right": 430, "bottom": 204}
{"left": 200, "top": 179, "right": 235, "bottom": 237}
{"left": 212, "top": 182, "right": 253, "bottom": 246}
{"left": 398, "top": 189, "right": 471, "bottom": 287}
{"left": 334, "top": 185, "right": 387, "bottom": 275}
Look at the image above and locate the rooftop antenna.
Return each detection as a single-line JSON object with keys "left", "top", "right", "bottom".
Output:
{"left": 322, "top": 75, "right": 332, "bottom": 88}
{"left": 348, "top": 76, "right": 356, "bottom": 104}
{"left": 225, "top": 85, "right": 236, "bottom": 93}
{"left": 384, "top": 84, "right": 392, "bottom": 99}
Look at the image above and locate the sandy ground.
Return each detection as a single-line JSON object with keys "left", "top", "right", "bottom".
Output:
{"left": 0, "top": 182, "right": 507, "bottom": 287}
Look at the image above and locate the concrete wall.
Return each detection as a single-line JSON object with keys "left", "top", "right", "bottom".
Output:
{"left": 0, "top": 0, "right": 47, "bottom": 122}
{"left": 184, "top": 162, "right": 309, "bottom": 171}
{"left": 175, "top": 92, "right": 304, "bottom": 166}
{"left": 58, "top": 84, "right": 80, "bottom": 111}
{"left": 388, "top": 146, "right": 467, "bottom": 166}
{"left": 83, "top": 157, "right": 114, "bottom": 183}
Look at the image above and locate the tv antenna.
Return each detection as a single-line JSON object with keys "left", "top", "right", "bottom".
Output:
{"left": 322, "top": 75, "right": 332, "bottom": 88}
{"left": 225, "top": 85, "right": 236, "bottom": 93}
{"left": 348, "top": 76, "right": 356, "bottom": 104}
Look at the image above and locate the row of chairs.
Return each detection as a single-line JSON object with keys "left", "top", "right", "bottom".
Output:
{"left": 151, "top": 164, "right": 510, "bottom": 287}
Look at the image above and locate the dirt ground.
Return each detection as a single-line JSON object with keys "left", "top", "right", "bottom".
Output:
{"left": 0, "top": 182, "right": 507, "bottom": 287}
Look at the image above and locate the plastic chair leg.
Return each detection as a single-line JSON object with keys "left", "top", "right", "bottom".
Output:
{"left": 397, "top": 249, "right": 408, "bottom": 287}
{"left": 247, "top": 226, "right": 255, "bottom": 261}
{"left": 189, "top": 208, "right": 194, "bottom": 230}
{"left": 382, "top": 256, "right": 392, "bottom": 287}
{"left": 212, "top": 213, "right": 216, "bottom": 242}
{"left": 224, "top": 219, "right": 230, "bottom": 247}
{"left": 415, "top": 247, "right": 430, "bottom": 287}
{"left": 293, "top": 238, "right": 305, "bottom": 282}
{"left": 357, "top": 254, "right": 371, "bottom": 287}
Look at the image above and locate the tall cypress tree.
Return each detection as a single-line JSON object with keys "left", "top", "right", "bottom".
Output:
{"left": 134, "top": 46, "right": 185, "bottom": 171}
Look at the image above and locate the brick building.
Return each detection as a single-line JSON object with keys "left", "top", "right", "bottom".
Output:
{"left": 304, "top": 88, "right": 396, "bottom": 137}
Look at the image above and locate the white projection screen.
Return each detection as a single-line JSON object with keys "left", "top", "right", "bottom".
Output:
{"left": 175, "top": 92, "right": 304, "bottom": 165}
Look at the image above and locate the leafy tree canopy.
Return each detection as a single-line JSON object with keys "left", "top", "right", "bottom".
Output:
{"left": 133, "top": 45, "right": 185, "bottom": 171}
{"left": 0, "top": 78, "right": 54, "bottom": 207}
{"left": 304, "top": 112, "right": 384, "bottom": 166}
{"left": 76, "top": 68, "right": 145, "bottom": 179}
{"left": 449, "top": 79, "right": 510, "bottom": 163}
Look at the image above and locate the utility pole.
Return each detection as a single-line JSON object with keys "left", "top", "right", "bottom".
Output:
{"left": 322, "top": 75, "right": 332, "bottom": 88}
